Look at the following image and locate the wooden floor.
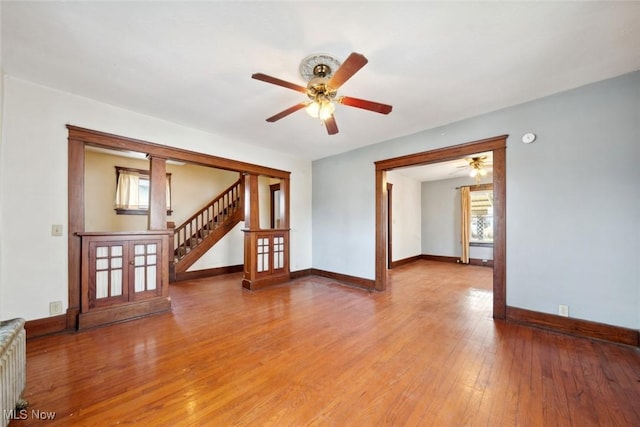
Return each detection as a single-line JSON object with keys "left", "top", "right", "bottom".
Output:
{"left": 13, "top": 260, "right": 640, "bottom": 426}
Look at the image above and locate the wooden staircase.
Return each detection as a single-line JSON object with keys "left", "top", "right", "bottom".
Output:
{"left": 170, "top": 179, "right": 243, "bottom": 281}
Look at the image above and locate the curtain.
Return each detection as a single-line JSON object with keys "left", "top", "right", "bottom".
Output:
{"left": 460, "top": 186, "right": 470, "bottom": 264}
{"left": 114, "top": 171, "right": 140, "bottom": 209}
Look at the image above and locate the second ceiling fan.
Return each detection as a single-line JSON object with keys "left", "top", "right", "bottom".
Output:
{"left": 252, "top": 52, "right": 392, "bottom": 135}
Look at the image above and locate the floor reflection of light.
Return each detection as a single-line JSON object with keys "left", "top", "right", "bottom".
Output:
{"left": 465, "top": 288, "right": 493, "bottom": 312}
{"left": 186, "top": 396, "right": 197, "bottom": 415}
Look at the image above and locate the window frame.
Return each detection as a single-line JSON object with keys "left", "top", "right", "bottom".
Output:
{"left": 468, "top": 183, "right": 493, "bottom": 247}
{"left": 114, "top": 166, "right": 173, "bottom": 216}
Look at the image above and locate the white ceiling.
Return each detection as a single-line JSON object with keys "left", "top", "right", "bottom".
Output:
{"left": 2, "top": 1, "right": 640, "bottom": 162}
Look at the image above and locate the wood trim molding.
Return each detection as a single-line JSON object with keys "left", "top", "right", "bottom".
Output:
{"left": 289, "top": 269, "right": 313, "bottom": 279}
{"left": 375, "top": 135, "right": 507, "bottom": 319}
{"left": 420, "top": 255, "right": 493, "bottom": 268}
{"left": 25, "top": 315, "right": 68, "bottom": 340}
{"left": 506, "top": 306, "right": 640, "bottom": 347}
{"left": 421, "top": 254, "right": 460, "bottom": 264}
{"left": 148, "top": 156, "right": 168, "bottom": 230}
{"left": 77, "top": 298, "right": 171, "bottom": 330}
{"left": 468, "top": 258, "right": 494, "bottom": 268}
{"left": 375, "top": 135, "right": 508, "bottom": 171}
{"left": 67, "top": 125, "right": 291, "bottom": 179}
{"left": 390, "top": 255, "right": 422, "bottom": 269}
{"left": 174, "top": 265, "right": 244, "bottom": 282}
{"left": 310, "top": 268, "right": 375, "bottom": 291}
{"left": 375, "top": 169, "right": 387, "bottom": 291}
{"left": 68, "top": 138, "right": 84, "bottom": 329}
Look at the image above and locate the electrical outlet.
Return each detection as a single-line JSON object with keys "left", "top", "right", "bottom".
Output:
{"left": 558, "top": 304, "right": 569, "bottom": 317}
{"left": 51, "top": 224, "right": 63, "bottom": 236}
{"left": 49, "top": 301, "right": 63, "bottom": 315}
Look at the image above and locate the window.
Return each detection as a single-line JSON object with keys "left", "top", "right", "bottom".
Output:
{"left": 114, "top": 167, "right": 172, "bottom": 215}
{"left": 469, "top": 185, "right": 493, "bottom": 246}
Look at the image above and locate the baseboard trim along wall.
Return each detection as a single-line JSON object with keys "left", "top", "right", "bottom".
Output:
{"left": 391, "top": 254, "right": 493, "bottom": 268}
{"left": 307, "top": 268, "right": 376, "bottom": 291}
{"left": 25, "top": 314, "right": 68, "bottom": 339}
{"left": 389, "top": 255, "right": 422, "bottom": 269}
{"left": 174, "top": 264, "right": 244, "bottom": 282}
{"left": 506, "top": 306, "right": 639, "bottom": 347}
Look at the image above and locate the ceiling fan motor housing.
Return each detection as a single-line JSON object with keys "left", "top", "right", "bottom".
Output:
{"left": 307, "top": 76, "right": 337, "bottom": 102}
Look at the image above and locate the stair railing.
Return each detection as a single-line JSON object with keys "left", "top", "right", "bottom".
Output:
{"left": 173, "top": 179, "right": 242, "bottom": 261}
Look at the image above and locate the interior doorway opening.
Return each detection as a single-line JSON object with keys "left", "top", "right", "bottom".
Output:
{"left": 375, "top": 135, "right": 507, "bottom": 319}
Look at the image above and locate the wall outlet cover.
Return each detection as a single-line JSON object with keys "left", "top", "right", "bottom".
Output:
{"left": 558, "top": 304, "right": 569, "bottom": 317}
{"left": 49, "top": 301, "right": 63, "bottom": 315}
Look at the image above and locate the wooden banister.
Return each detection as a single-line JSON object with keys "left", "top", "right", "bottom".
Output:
{"left": 173, "top": 179, "right": 243, "bottom": 264}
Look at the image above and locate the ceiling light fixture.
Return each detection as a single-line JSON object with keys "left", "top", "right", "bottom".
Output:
{"left": 468, "top": 157, "right": 489, "bottom": 183}
{"left": 302, "top": 62, "right": 338, "bottom": 123}
{"left": 306, "top": 99, "right": 335, "bottom": 120}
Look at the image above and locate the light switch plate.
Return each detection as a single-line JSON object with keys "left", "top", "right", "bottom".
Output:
{"left": 51, "top": 224, "right": 63, "bottom": 236}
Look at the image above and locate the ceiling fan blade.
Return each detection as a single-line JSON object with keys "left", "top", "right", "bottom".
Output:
{"left": 252, "top": 73, "right": 307, "bottom": 94}
{"left": 265, "top": 103, "right": 307, "bottom": 122}
{"left": 324, "top": 115, "right": 339, "bottom": 135}
{"left": 339, "top": 96, "right": 393, "bottom": 115}
{"left": 327, "top": 52, "right": 368, "bottom": 89}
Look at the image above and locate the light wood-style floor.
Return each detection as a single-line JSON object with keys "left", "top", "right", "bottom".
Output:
{"left": 14, "top": 260, "right": 640, "bottom": 426}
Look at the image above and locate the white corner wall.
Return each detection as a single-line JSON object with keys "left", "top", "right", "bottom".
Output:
{"left": 313, "top": 71, "right": 640, "bottom": 329}
{"left": 386, "top": 170, "right": 421, "bottom": 262}
{"left": 0, "top": 76, "right": 312, "bottom": 320}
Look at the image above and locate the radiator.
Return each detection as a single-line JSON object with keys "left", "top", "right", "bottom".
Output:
{"left": 0, "top": 318, "right": 27, "bottom": 427}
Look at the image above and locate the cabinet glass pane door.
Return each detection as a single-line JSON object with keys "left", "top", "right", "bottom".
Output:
{"left": 274, "top": 236, "right": 284, "bottom": 270}
{"left": 134, "top": 243, "right": 158, "bottom": 293}
{"left": 91, "top": 243, "right": 126, "bottom": 307}
{"left": 257, "top": 238, "right": 269, "bottom": 273}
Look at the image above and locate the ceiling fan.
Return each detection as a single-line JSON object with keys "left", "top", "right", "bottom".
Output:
{"left": 252, "top": 52, "right": 392, "bottom": 135}
{"left": 450, "top": 155, "right": 493, "bottom": 183}
{"left": 456, "top": 156, "right": 493, "bottom": 182}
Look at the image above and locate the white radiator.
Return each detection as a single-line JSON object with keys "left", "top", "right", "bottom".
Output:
{"left": 0, "top": 318, "right": 27, "bottom": 427}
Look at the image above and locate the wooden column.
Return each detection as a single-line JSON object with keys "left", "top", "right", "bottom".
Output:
{"left": 243, "top": 173, "right": 260, "bottom": 229}
{"left": 67, "top": 138, "right": 85, "bottom": 330}
{"left": 375, "top": 169, "right": 388, "bottom": 291}
{"left": 148, "top": 156, "right": 167, "bottom": 231}
{"left": 279, "top": 177, "right": 290, "bottom": 229}
{"left": 492, "top": 146, "right": 507, "bottom": 320}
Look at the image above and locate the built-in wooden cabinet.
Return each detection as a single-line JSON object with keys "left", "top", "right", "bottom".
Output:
{"left": 242, "top": 230, "right": 289, "bottom": 290}
{"left": 77, "top": 231, "right": 171, "bottom": 329}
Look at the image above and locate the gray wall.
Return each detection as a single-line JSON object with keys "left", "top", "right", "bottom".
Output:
{"left": 312, "top": 71, "right": 640, "bottom": 328}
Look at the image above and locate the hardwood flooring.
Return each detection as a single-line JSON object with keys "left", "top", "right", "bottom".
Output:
{"left": 12, "top": 260, "right": 640, "bottom": 426}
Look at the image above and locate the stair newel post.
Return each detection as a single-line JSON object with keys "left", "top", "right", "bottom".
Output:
{"left": 167, "top": 221, "right": 176, "bottom": 281}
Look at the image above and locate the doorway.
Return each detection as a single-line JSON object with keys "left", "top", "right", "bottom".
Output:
{"left": 375, "top": 135, "right": 507, "bottom": 319}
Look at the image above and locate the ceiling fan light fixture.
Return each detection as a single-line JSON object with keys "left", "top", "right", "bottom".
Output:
{"left": 306, "top": 100, "right": 335, "bottom": 120}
